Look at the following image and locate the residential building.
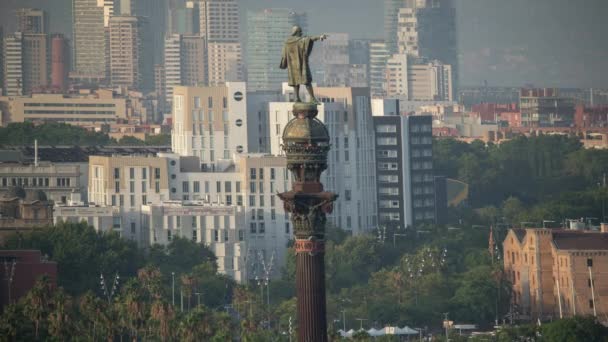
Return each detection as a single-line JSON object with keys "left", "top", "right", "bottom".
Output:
{"left": 207, "top": 42, "right": 244, "bottom": 84}
{"left": 369, "top": 40, "right": 390, "bottom": 97}
{"left": 385, "top": 55, "right": 452, "bottom": 101}
{"left": 181, "top": 35, "right": 208, "bottom": 87}
{"left": 503, "top": 225, "right": 608, "bottom": 321}
{"left": 574, "top": 105, "right": 608, "bottom": 128}
{"left": 198, "top": 0, "right": 240, "bottom": 43}
{"left": 0, "top": 92, "right": 127, "bottom": 124}
{"left": 109, "top": 16, "right": 141, "bottom": 89}
{"left": 171, "top": 84, "right": 248, "bottom": 167}
{"left": 142, "top": 200, "right": 247, "bottom": 282}
{"left": 72, "top": 0, "right": 107, "bottom": 80}
{"left": 246, "top": 9, "right": 307, "bottom": 91}
{"left": 520, "top": 88, "right": 574, "bottom": 127}
{"left": 15, "top": 8, "right": 47, "bottom": 34}
{"left": 3, "top": 33, "right": 24, "bottom": 96}
{"left": 269, "top": 87, "right": 378, "bottom": 234}
{"left": 88, "top": 155, "right": 171, "bottom": 246}
{"left": 372, "top": 113, "right": 436, "bottom": 227}
{"left": 163, "top": 34, "right": 182, "bottom": 107}
{"left": 53, "top": 193, "right": 118, "bottom": 234}
{"left": 246, "top": 90, "right": 282, "bottom": 153}
{"left": 0, "top": 187, "right": 53, "bottom": 244}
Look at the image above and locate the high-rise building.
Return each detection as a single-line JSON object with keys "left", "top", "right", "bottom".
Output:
{"left": 0, "top": 26, "right": 4, "bottom": 96}
{"left": 171, "top": 84, "right": 248, "bottom": 168}
{"left": 207, "top": 42, "right": 244, "bottom": 85}
{"left": 15, "top": 8, "right": 47, "bottom": 34}
{"left": 246, "top": 9, "right": 307, "bottom": 91}
{"left": 72, "top": 0, "right": 107, "bottom": 79}
{"left": 369, "top": 40, "right": 390, "bottom": 97}
{"left": 385, "top": 54, "right": 453, "bottom": 101}
{"left": 198, "top": 0, "right": 240, "bottom": 43}
{"left": 309, "top": 33, "right": 349, "bottom": 82}
{"left": 349, "top": 39, "right": 371, "bottom": 65}
{"left": 371, "top": 108, "right": 436, "bottom": 228}
{"left": 393, "top": 0, "right": 457, "bottom": 95}
{"left": 109, "top": 16, "right": 141, "bottom": 89}
{"left": 163, "top": 34, "right": 182, "bottom": 107}
{"left": 169, "top": 1, "right": 199, "bottom": 35}
{"left": 269, "top": 87, "right": 378, "bottom": 234}
{"left": 154, "top": 64, "right": 166, "bottom": 111}
{"left": 135, "top": 0, "right": 169, "bottom": 91}
{"left": 22, "top": 33, "right": 48, "bottom": 94}
{"left": 51, "top": 34, "right": 69, "bottom": 91}
{"left": 3, "top": 33, "right": 24, "bottom": 96}
{"left": 181, "top": 35, "right": 207, "bottom": 87}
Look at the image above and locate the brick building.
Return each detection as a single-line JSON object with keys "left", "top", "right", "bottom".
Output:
{"left": 503, "top": 226, "right": 608, "bottom": 322}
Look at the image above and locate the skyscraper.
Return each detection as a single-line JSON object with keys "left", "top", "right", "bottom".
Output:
{"left": 15, "top": 8, "right": 47, "bottom": 34}
{"left": 3, "top": 33, "right": 24, "bottom": 96}
{"left": 72, "top": 0, "right": 107, "bottom": 79}
{"left": 198, "top": 0, "right": 240, "bottom": 43}
{"left": 385, "top": 55, "right": 453, "bottom": 100}
{"left": 369, "top": 40, "right": 390, "bottom": 97}
{"left": 207, "top": 42, "right": 244, "bottom": 85}
{"left": 181, "top": 35, "right": 208, "bottom": 86}
{"left": 109, "top": 16, "right": 141, "bottom": 89}
{"left": 246, "top": 9, "right": 307, "bottom": 91}
{"left": 51, "top": 34, "right": 69, "bottom": 91}
{"left": 135, "top": 0, "right": 169, "bottom": 91}
{"left": 163, "top": 34, "right": 182, "bottom": 106}
{"left": 22, "top": 33, "right": 48, "bottom": 94}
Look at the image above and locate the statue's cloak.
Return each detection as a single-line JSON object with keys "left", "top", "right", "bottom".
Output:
{"left": 280, "top": 36, "right": 314, "bottom": 86}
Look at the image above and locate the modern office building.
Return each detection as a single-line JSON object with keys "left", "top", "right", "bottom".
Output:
{"left": 3, "top": 33, "right": 24, "bottom": 96}
{"left": 163, "top": 34, "right": 182, "bottom": 107}
{"left": 15, "top": 8, "right": 47, "bottom": 34}
{"left": 369, "top": 40, "right": 390, "bottom": 97}
{"left": 519, "top": 88, "right": 574, "bottom": 127}
{"left": 0, "top": 92, "right": 127, "bottom": 124}
{"left": 269, "top": 87, "right": 378, "bottom": 234}
{"left": 72, "top": 0, "right": 107, "bottom": 79}
{"left": 109, "top": 16, "right": 141, "bottom": 89}
{"left": 170, "top": 84, "right": 248, "bottom": 167}
{"left": 246, "top": 8, "right": 307, "bottom": 91}
{"left": 134, "top": 0, "right": 168, "bottom": 91}
{"left": 372, "top": 112, "right": 436, "bottom": 228}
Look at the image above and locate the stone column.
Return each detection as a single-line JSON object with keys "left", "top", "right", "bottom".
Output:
{"left": 278, "top": 103, "right": 337, "bottom": 342}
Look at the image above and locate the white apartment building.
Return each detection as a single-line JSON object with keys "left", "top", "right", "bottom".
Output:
{"left": 88, "top": 155, "right": 171, "bottom": 246}
{"left": 171, "top": 83, "right": 248, "bottom": 168}
{"left": 162, "top": 152, "right": 292, "bottom": 278}
{"left": 385, "top": 54, "right": 452, "bottom": 101}
{"left": 269, "top": 87, "right": 378, "bottom": 234}
{"left": 54, "top": 192, "right": 118, "bottom": 234}
{"left": 141, "top": 200, "right": 247, "bottom": 282}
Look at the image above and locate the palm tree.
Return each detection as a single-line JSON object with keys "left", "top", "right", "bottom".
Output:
{"left": 23, "top": 275, "right": 53, "bottom": 339}
{"left": 47, "top": 288, "right": 74, "bottom": 340}
{"left": 137, "top": 266, "right": 163, "bottom": 301}
{"left": 78, "top": 291, "right": 106, "bottom": 340}
{"left": 180, "top": 274, "right": 196, "bottom": 311}
{"left": 150, "top": 300, "right": 175, "bottom": 341}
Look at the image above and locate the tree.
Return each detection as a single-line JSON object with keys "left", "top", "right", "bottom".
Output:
{"left": 541, "top": 316, "right": 608, "bottom": 342}
{"left": 22, "top": 275, "right": 54, "bottom": 339}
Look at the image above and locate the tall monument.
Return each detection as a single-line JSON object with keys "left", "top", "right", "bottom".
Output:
{"left": 278, "top": 26, "right": 336, "bottom": 342}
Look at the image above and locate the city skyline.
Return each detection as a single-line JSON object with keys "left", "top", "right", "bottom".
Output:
{"left": 2, "top": 0, "right": 607, "bottom": 87}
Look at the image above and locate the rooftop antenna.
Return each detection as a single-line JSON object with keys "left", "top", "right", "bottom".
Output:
{"left": 34, "top": 139, "right": 38, "bottom": 167}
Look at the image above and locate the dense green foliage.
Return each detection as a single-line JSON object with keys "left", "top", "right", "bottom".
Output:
{"left": 435, "top": 135, "right": 608, "bottom": 224}
{"left": 0, "top": 122, "right": 170, "bottom": 146}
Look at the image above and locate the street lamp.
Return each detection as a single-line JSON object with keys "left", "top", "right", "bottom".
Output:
{"left": 3, "top": 260, "right": 16, "bottom": 304}
{"left": 100, "top": 273, "right": 120, "bottom": 303}
{"left": 171, "top": 272, "right": 175, "bottom": 306}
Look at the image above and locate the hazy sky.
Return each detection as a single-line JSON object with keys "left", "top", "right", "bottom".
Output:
{"left": 2, "top": 0, "right": 608, "bottom": 88}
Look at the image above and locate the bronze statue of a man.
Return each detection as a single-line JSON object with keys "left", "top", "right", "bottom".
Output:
{"left": 280, "top": 26, "right": 327, "bottom": 103}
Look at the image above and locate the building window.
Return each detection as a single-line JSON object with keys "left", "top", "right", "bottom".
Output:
{"left": 192, "top": 229, "right": 197, "bottom": 242}
{"left": 590, "top": 300, "right": 594, "bottom": 309}
{"left": 114, "top": 168, "right": 120, "bottom": 179}
{"left": 259, "top": 196, "right": 264, "bottom": 206}
{"left": 259, "top": 223, "right": 265, "bottom": 234}
{"left": 587, "top": 258, "right": 593, "bottom": 267}
{"left": 345, "top": 190, "right": 351, "bottom": 201}
{"left": 119, "top": 195, "right": 124, "bottom": 206}
{"left": 236, "top": 181, "right": 241, "bottom": 192}
{"left": 155, "top": 168, "right": 161, "bottom": 179}
{"left": 194, "top": 96, "right": 201, "bottom": 108}
{"left": 130, "top": 195, "right": 135, "bottom": 207}
{"left": 130, "top": 222, "right": 136, "bottom": 234}
{"left": 142, "top": 181, "right": 147, "bottom": 193}
{"left": 167, "top": 230, "right": 172, "bottom": 241}
{"left": 183, "top": 181, "right": 189, "bottom": 193}
{"left": 111, "top": 195, "right": 116, "bottom": 206}
{"left": 155, "top": 181, "right": 160, "bottom": 193}
{"left": 250, "top": 222, "right": 257, "bottom": 233}
{"left": 142, "top": 168, "right": 147, "bottom": 179}
{"left": 250, "top": 168, "right": 256, "bottom": 180}
{"left": 271, "top": 209, "right": 276, "bottom": 220}
{"left": 250, "top": 182, "right": 256, "bottom": 193}
{"left": 142, "top": 195, "right": 147, "bottom": 204}
{"left": 226, "top": 195, "right": 232, "bottom": 205}
{"left": 208, "top": 96, "right": 213, "bottom": 108}
{"left": 115, "top": 181, "right": 120, "bottom": 193}
{"left": 270, "top": 168, "right": 276, "bottom": 180}
{"left": 249, "top": 195, "right": 255, "bottom": 206}
{"left": 214, "top": 230, "right": 219, "bottom": 242}
{"left": 193, "top": 181, "right": 200, "bottom": 193}
{"left": 204, "top": 181, "right": 209, "bottom": 193}
{"left": 257, "top": 209, "right": 264, "bottom": 220}
{"left": 237, "top": 195, "right": 243, "bottom": 206}
{"left": 285, "top": 222, "right": 290, "bottom": 234}
{"left": 239, "top": 230, "right": 244, "bottom": 241}
{"left": 129, "top": 168, "right": 135, "bottom": 179}
{"left": 225, "top": 181, "right": 232, "bottom": 192}
{"left": 270, "top": 195, "right": 275, "bottom": 207}
{"left": 130, "top": 181, "right": 135, "bottom": 193}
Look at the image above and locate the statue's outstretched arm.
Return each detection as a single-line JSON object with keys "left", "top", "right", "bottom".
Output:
{"left": 312, "top": 34, "right": 328, "bottom": 42}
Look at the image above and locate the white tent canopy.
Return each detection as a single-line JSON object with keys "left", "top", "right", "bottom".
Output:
{"left": 339, "top": 326, "right": 419, "bottom": 338}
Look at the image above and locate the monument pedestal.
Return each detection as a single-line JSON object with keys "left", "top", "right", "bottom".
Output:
{"left": 278, "top": 103, "right": 337, "bottom": 342}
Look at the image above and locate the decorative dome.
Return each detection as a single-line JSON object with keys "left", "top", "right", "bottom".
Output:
{"left": 25, "top": 189, "right": 48, "bottom": 202}
{"left": 283, "top": 103, "right": 330, "bottom": 145}
{"left": 2, "top": 186, "right": 26, "bottom": 200}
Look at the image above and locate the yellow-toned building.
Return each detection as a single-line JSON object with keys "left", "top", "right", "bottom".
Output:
{"left": 0, "top": 92, "right": 127, "bottom": 124}
{"left": 503, "top": 226, "right": 608, "bottom": 322}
